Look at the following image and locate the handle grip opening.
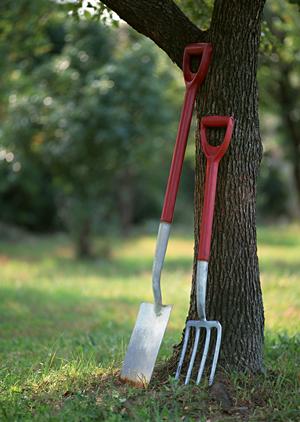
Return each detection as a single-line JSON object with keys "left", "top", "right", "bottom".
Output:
{"left": 183, "top": 43, "right": 212, "bottom": 86}
{"left": 200, "top": 116, "right": 234, "bottom": 161}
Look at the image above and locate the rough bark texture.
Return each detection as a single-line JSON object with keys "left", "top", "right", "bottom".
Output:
{"left": 103, "top": 0, "right": 266, "bottom": 374}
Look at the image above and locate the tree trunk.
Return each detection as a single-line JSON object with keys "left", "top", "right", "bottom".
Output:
{"left": 117, "top": 168, "right": 135, "bottom": 236}
{"left": 76, "top": 218, "right": 93, "bottom": 259}
{"left": 181, "top": 0, "right": 265, "bottom": 373}
{"left": 102, "top": 0, "right": 266, "bottom": 374}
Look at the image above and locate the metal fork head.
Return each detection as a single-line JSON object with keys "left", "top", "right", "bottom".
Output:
{"left": 175, "top": 319, "right": 222, "bottom": 386}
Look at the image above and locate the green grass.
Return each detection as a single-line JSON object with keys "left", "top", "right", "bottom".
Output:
{"left": 0, "top": 225, "right": 299, "bottom": 421}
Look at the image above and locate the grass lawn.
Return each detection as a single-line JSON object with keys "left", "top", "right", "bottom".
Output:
{"left": 0, "top": 225, "right": 299, "bottom": 421}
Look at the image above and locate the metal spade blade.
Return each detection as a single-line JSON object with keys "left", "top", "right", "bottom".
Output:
{"left": 120, "top": 303, "right": 172, "bottom": 387}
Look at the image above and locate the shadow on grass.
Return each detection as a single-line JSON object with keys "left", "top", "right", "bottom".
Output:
{"left": 0, "top": 244, "right": 193, "bottom": 281}
{"left": 0, "top": 283, "right": 139, "bottom": 337}
{"left": 92, "top": 256, "right": 193, "bottom": 279}
{"left": 0, "top": 282, "right": 181, "bottom": 362}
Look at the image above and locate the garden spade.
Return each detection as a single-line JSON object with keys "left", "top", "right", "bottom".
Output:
{"left": 120, "top": 43, "right": 213, "bottom": 387}
{"left": 175, "top": 115, "right": 234, "bottom": 386}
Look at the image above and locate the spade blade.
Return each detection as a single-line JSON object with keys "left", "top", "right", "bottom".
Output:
{"left": 120, "top": 302, "right": 172, "bottom": 387}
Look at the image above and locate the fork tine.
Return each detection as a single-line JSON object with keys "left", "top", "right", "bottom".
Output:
{"left": 184, "top": 327, "right": 200, "bottom": 384}
{"left": 208, "top": 323, "right": 222, "bottom": 386}
{"left": 175, "top": 325, "right": 190, "bottom": 380}
{"left": 196, "top": 327, "right": 211, "bottom": 384}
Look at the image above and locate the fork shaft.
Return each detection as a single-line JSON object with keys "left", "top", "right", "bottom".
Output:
{"left": 196, "top": 260, "right": 208, "bottom": 320}
{"left": 197, "top": 159, "right": 219, "bottom": 261}
{"left": 198, "top": 116, "right": 234, "bottom": 261}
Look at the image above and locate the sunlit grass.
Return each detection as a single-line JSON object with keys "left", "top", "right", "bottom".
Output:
{"left": 258, "top": 224, "right": 300, "bottom": 334}
{"left": 0, "top": 225, "right": 299, "bottom": 420}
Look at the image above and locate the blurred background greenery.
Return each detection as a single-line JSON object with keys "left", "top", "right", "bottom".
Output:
{"left": 0, "top": 0, "right": 185, "bottom": 258}
{"left": 0, "top": 0, "right": 299, "bottom": 258}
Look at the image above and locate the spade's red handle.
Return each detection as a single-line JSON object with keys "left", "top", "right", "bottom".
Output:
{"left": 198, "top": 116, "right": 234, "bottom": 261}
{"left": 160, "top": 43, "right": 212, "bottom": 223}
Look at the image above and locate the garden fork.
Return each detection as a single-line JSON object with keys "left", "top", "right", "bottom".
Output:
{"left": 175, "top": 115, "right": 234, "bottom": 386}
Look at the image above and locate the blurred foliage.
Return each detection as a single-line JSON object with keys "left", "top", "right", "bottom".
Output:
{"left": 66, "top": 0, "right": 119, "bottom": 24}
{"left": 257, "top": 152, "right": 290, "bottom": 221}
{"left": 174, "top": 0, "right": 213, "bottom": 30}
{"left": 0, "top": 0, "right": 66, "bottom": 67}
{"left": 0, "top": 8, "right": 185, "bottom": 256}
{"left": 288, "top": 0, "right": 300, "bottom": 10}
{"left": 258, "top": 0, "right": 300, "bottom": 215}
{"left": 0, "top": 149, "right": 57, "bottom": 231}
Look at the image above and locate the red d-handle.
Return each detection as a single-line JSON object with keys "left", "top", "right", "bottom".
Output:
{"left": 198, "top": 116, "right": 234, "bottom": 261}
{"left": 183, "top": 43, "right": 213, "bottom": 86}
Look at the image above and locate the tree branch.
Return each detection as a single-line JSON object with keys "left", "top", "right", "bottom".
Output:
{"left": 102, "top": 0, "right": 206, "bottom": 68}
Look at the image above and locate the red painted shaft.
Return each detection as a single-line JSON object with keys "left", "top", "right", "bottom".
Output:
{"left": 161, "top": 85, "right": 197, "bottom": 223}
{"left": 160, "top": 43, "right": 212, "bottom": 223}
{"left": 198, "top": 116, "right": 234, "bottom": 261}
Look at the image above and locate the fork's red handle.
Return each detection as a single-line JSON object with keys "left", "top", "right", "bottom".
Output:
{"left": 160, "top": 43, "right": 212, "bottom": 223}
{"left": 198, "top": 116, "right": 234, "bottom": 261}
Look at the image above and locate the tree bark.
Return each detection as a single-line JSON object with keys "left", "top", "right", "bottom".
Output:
{"left": 104, "top": 0, "right": 266, "bottom": 374}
